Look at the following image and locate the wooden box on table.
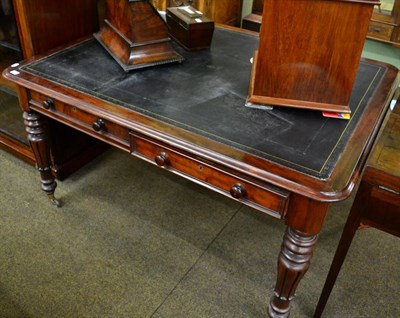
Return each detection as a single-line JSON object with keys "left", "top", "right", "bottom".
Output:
{"left": 166, "top": 6, "right": 214, "bottom": 51}
{"left": 248, "top": 0, "right": 380, "bottom": 113}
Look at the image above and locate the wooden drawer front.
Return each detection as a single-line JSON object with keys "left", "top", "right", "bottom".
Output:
{"left": 363, "top": 186, "right": 400, "bottom": 235}
{"left": 368, "top": 21, "right": 394, "bottom": 41}
{"left": 29, "top": 91, "right": 130, "bottom": 149}
{"left": 130, "top": 132, "right": 289, "bottom": 218}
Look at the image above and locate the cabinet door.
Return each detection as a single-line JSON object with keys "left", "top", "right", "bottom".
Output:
{"left": 208, "top": 0, "right": 243, "bottom": 26}
{"left": 252, "top": 0, "right": 264, "bottom": 14}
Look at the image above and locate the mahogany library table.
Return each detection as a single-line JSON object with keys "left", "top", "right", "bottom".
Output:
{"left": 3, "top": 26, "right": 399, "bottom": 317}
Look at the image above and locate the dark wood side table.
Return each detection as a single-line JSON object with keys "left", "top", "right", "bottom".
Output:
{"left": 3, "top": 26, "right": 399, "bottom": 317}
{"left": 314, "top": 98, "right": 400, "bottom": 318}
{"left": 367, "top": 0, "right": 400, "bottom": 47}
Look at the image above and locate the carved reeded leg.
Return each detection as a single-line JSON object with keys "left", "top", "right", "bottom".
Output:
{"left": 23, "top": 111, "right": 61, "bottom": 207}
{"left": 268, "top": 227, "right": 318, "bottom": 317}
{"left": 267, "top": 193, "right": 329, "bottom": 317}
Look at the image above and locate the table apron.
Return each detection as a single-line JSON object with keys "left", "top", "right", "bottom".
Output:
{"left": 27, "top": 89, "right": 290, "bottom": 219}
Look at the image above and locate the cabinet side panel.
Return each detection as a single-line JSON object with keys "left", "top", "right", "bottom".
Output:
{"left": 13, "top": 0, "right": 99, "bottom": 57}
{"left": 254, "top": 0, "right": 374, "bottom": 106}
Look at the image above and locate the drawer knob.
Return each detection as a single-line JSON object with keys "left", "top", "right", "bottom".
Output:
{"left": 155, "top": 152, "right": 170, "bottom": 166}
{"left": 42, "top": 98, "right": 54, "bottom": 109}
{"left": 230, "top": 183, "right": 246, "bottom": 199}
{"left": 92, "top": 119, "right": 105, "bottom": 132}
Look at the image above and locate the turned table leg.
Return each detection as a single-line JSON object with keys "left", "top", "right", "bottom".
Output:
{"left": 268, "top": 227, "right": 318, "bottom": 317}
{"left": 23, "top": 111, "right": 61, "bottom": 207}
{"left": 268, "top": 194, "right": 329, "bottom": 317}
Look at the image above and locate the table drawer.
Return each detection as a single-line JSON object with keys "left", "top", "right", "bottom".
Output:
{"left": 367, "top": 21, "right": 394, "bottom": 41}
{"left": 130, "top": 131, "right": 289, "bottom": 218}
{"left": 363, "top": 186, "right": 400, "bottom": 233}
{"left": 29, "top": 91, "right": 130, "bottom": 149}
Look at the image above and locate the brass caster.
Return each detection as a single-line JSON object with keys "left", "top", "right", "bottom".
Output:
{"left": 48, "top": 194, "right": 62, "bottom": 207}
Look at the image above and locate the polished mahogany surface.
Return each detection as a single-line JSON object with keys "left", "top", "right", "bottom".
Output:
{"left": 249, "top": 0, "right": 379, "bottom": 112}
{"left": 251, "top": 0, "right": 264, "bottom": 14}
{"left": 13, "top": 0, "right": 99, "bottom": 58}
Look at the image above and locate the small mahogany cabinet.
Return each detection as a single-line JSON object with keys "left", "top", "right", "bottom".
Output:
{"left": 242, "top": 0, "right": 400, "bottom": 47}
{"left": 247, "top": 0, "right": 379, "bottom": 113}
{"left": 94, "top": 0, "right": 183, "bottom": 71}
{"left": 0, "top": 0, "right": 107, "bottom": 179}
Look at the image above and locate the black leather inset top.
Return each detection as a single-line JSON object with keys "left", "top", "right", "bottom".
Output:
{"left": 22, "top": 28, "right": 386, "bottom": 178}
